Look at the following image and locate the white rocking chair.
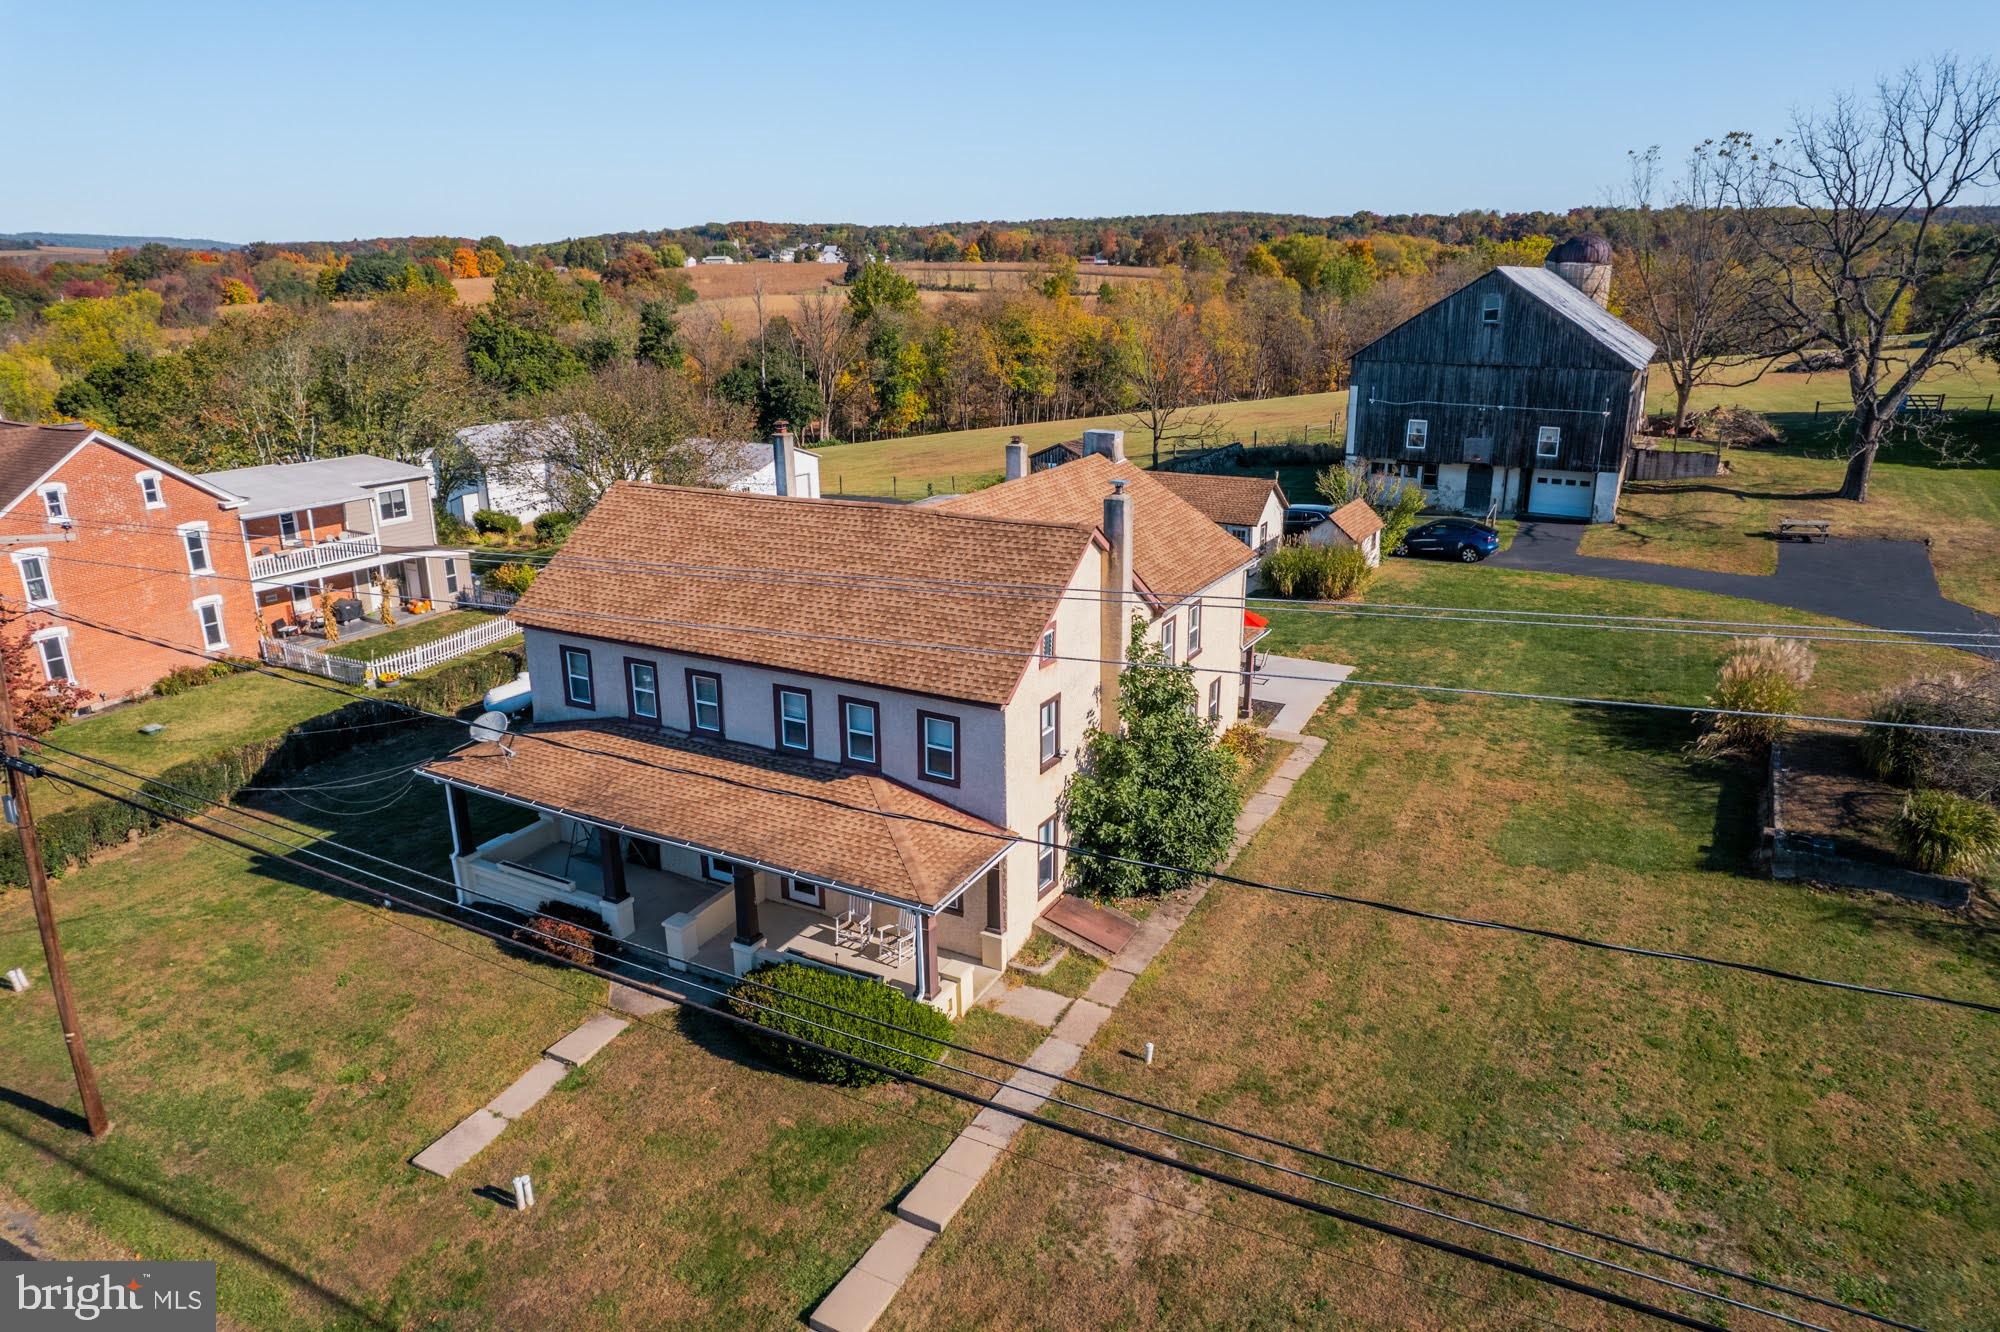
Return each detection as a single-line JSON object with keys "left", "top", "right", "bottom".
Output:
{"left": 833, "top": 904, "right": 872, "bottom": 951}
{"left": 871, "top": 912, "right": 916, "bottom": 968}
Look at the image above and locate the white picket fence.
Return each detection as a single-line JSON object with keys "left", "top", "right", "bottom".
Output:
{"left": 361, "top": 615, "right": 522, "bottom": 682}
{"left": 259, "top": 615, "right": 521, "bottom": 686}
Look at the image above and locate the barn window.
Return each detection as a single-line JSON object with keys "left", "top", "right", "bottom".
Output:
{"left": 1536, "top": 426, "right": 1562, "bottom": 459}
{"left": 1404, "top": 419, "right": 1428, "bottom": 453}
{"left": 1481, "top": 294, "right": 1502, "bottom": 326}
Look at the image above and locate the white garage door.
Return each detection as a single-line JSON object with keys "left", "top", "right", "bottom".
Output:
{"left": 1528, "top": 470, "right": 1594, "bottom": 519}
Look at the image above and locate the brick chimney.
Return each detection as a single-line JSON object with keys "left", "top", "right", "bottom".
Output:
{"left": 1100, "top": 478, "right": 1133, "bottom": 732}
{"left": 1082, "top": 428, "right": 1126, "bottom": 463}
{"left": 771, "top": 421, "right": 795, "bottom": 497}
{"left": 1004, "top": 435, "right": 1026, "bottom": 481}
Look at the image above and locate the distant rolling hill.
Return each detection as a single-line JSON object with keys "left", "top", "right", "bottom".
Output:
{"left": 0, "top": 231, "right": 241, "bottom": 251}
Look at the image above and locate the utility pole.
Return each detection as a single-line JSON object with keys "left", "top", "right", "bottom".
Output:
{"left": 0, "top": 649, "right": 110, "bottom": 1137}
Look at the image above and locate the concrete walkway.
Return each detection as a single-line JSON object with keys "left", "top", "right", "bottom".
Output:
{"left": 809, "top": 731, "right": 1328, "bottom": 1332}
{"left": 1254, "top": 654, "right": 1353, "bottom": 732}
{"left": 1491, "top": 523, "right": 2000, "bottom": 650}
{"left": 411, "top": 1012, "right": 629, "bottom": 1178}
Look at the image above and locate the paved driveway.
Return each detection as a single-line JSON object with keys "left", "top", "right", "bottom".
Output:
{"left": 1488, "top": 522, "right": 1999, "bottom": 650}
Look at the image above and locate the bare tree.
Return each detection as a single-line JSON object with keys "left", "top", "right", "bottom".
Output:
{"left": 1737, "top": 58, "right": 2000, "bottom": 499}
{"left": 790, "top": 289, "right": 854, "bottom": 439}
{"left": 1119, "top": 275, "right": 1223, "bottom": 465}
{"left": 1623, "top": 138, "right": 1769, "bottom": 435}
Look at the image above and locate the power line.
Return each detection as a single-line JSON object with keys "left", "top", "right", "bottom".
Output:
{"left": 35, "top": 738, "right": 1918, "bottom": 1331}
{"left": 13, "top": 611, "right": 2000, "bottom": 1015}
{"left": 37, "top": 763, "right": 1755, "bottom": 1331}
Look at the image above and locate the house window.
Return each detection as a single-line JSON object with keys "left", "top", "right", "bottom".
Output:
{"left": 700, "top": 854, "right": 736, "bottom": 885}
{"left": 136, "top": 471, "right": 164, "bottom": 508}
{"left": 918, "top": 711, "right": 958, "bottom": 785}
{"left": 1038, "top": 621, "right": 1057, "bottom": 667}
{"left": 781, "top": 876, "right": 822, "bottom": 908}
{"left": 179, "top": 522, "right": 213, "bottom": 575}
{"left": 1208, "top": 677, "right": 1222, "bottom": 722}
{"left": 626, "top": 659, "right": 660, "bottom": 723}
{"left": 561, "top": 645, "right": 594, "bottom": 708}
{"left": 278, "top": 511, "right": 300, "bottom": 543}
{"left": 624, "top": 838, "right": 663, "bottom": 871}
{"left": 40, "top": 484, "right": 68, "bottom": 522}
{"left": 33, "top": 629, "right": 71, "bottom": 683}
{"left": 1187, "top": 600, "right": 1203, "bottom": 657}
{"left": 443, "top": 558, "right": 460, "bottom": 594}
{"left": 14, "top": 551, "right": 54, "bottom": 605}
{"left": 775, "top": 687, "right": 811, "bottom": 752}
{"left": 842, "top": 699, "right": 878, "bottom": 766}
{"left": 1404, "top": 462, "right": 1439, "bottom": 489}
{"left": 1160, "top": 616, "right": 1177, "bottom": 665}
{"left": 1037, "top": 817, "right": 1060, "bottom": 895}
{"left": 1537, "top": 426, "right": 1562, "bottom": 459}
{"left": 193, "top": 596, "right": 228, "bottom": 651}
{"left": 1404, "top": 419, "right": 1429, "bottom": 453}
{"left": 1039, "top": 696, "right": 1061, "bottom": 770}
{"left": 687, "top": 671, "right": 723, "bottom": 735}
{"left": 376, "top": 486, "right": 411, "bottom": 523}
{"left": 1258, "top": 520, "right": 1270, "bottom": 550}
{"left": 1481, "top": 293, "right": 1502, "bottom": 326}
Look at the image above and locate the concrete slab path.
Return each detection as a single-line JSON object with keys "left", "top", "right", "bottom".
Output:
{"left": 1254, "top": 655, "right": 1353, "bottom": 733}
{"left": 986, "top": 984, "right": 1072, "bottom": 1028}
{"left": 411, "top": 1012, "right": 630, "bottom": 1178}
{"left": 810, "top": 731, "right": 1328, "bottom": 1331}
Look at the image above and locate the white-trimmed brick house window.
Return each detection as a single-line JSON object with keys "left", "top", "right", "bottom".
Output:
{"left": 40, "top": 484, "right": 68, "bottom": 522}
{"left": 1536, "top": 426, "right": 1562, "bottom": 459}
{"left": 31, "top": 627, "right": 72, "bottom": 682}
{"left": 193, "top": 595, "right": 228, "bottom": 651}
{"left": 13, "top": 550, "right": 55, "bottom": 606}
{"left": 178, "top": 522, "right": 214, "bottom": 575}
{"left": 1404, "top": 419, "right": 1429, "bottom": 453}
{"left": 376, "top": 486, "right": 411, "bottom": 524}
{"left": 136, "top": 471, "right": 165, "bottom": 508}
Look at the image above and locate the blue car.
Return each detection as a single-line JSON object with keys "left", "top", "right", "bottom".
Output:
{"left": 1394, "top": 519, "right": 1500, "bottom": 563}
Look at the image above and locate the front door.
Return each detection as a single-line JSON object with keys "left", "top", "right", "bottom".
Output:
{"left": 1463, "top": 464, "right": 1494, "bottom": 514}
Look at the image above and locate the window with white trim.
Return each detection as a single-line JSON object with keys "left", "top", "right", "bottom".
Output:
{"left": 1404, "top": 419, "right": 1429, "bottom": 453}
{"left": 40, "top": 484, "right": 68, "bottom": 522}
{"left": 1187, "top": 600, "right": 1203, "bottom": 656}
{"left": 1536, "top": 425, "right": 1562, "bottom": 459}
{"left": 278, "top": 511, "right": 300, "bottom": 543}
{"left": 1037, "top": 817, "right": 1060, "bottom": 894}
{"left": 919, "top": 712, "right": 958, "bottom": 783}
{"left": 780, "top": 876, "right": 822, "bottom": 908}
{"left": 136, "top": 471, "right": 164, "bottom": 508}
{"left": 1481, "top": 293, "right": 1502, "bottom": 326}
{"left": 14, "top": 550, "right": 54, "bottom": 606}
{"left": 194, "top": 596, "right": 228, "bottom": 651}
{"left": 178, "top": 522, "right": 213, "bottom": 575}
{"left": 561, "top": 645, "right": 594, "bottom": 708}
{"left": 700, "top": 854, "right": 736, "bottom": 885}
{"left": 443, "top": 558, "right": 460, "bottom": 594}
{"left": 32, "top": 628, "right": 72, "bottom": 682}
{"left": 1160, "top": 615, "right": 1177, "bottom": 665}
{"left": 376, "top": 486, "right": 411, "bottom": 523}
{"left": 626, "top": 660, "right": 660, "bottom": 722}
{"left": 776, "top": 687, "right": 811, "bottom": 752}
{"left": 1039, "top": 696, "right": 1061, "bottom": 768}
{"left": 1038, "top": 621, "right": 1057, "bottom": 667}
{"left": 842, "top": 699, "right": 878, "bottom": 766}
{"left": 1208, "top": 677, "right": 1222, "bottom": 722}
{"left": 688, "top": 671, "right": 723, "bottom": 735}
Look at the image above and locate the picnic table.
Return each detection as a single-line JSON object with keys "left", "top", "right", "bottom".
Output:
{"left": 1777, "top": 518, "right": 1831, "bottom": 543}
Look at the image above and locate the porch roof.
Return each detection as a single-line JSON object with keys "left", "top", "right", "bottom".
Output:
{"left": 419, "top": 721, "right": 1009, "bottom": 911}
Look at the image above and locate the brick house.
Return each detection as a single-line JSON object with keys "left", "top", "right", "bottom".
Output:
{"left": 0, "top": 421, "right": 257, "bottom": 706}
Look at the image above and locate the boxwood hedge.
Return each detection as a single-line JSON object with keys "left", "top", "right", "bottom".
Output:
{"left": 728, "top": 960, "right": 954, "bottom": 1087}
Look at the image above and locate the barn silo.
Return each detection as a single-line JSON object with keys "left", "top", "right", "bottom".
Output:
{"left": 1544, "top": 233, "right": 1613, "bottom": 308}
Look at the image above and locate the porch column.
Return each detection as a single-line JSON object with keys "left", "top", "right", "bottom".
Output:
{"left": 732, "top": 862, "right": 762, "bottom": 945}
{"left": 917, "top": 913, "right": 940, "bottom": 1001}
{"left": 984, "top": 863, "right": 1004, "bottom": 934}
{"left": 445, "top": 784, "right": 473, "bottom": 860}
{"left": 596, "top": 827, "right": 628, "bottom": 902}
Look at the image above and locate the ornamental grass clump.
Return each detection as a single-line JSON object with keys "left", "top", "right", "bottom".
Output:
{"left": 1695, "top": 636, "right": 1816, "bottom": 757}
{"left": 1862, "top": 669, "right": 2000, "bottom": 804}
{"left": 1894, "top": 789, "right": 2000, "bottom": 877}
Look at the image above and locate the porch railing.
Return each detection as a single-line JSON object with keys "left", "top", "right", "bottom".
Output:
{"left": 363, "top": 616, "right": 521, "bottom": 682}
{"left": 249, "top": 535, "right": 382, "bottom": 581}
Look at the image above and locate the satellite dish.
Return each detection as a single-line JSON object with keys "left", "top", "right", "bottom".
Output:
{"left": 469, "top": 711, "right": 511, "bottom": 746}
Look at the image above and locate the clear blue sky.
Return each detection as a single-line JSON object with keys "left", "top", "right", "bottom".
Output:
{"left": 11, "top": 1, "right": 1998, "bottom": 245}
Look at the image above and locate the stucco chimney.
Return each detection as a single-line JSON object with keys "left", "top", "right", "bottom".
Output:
{"left": 1004, "top": 435, "right": 1026, "bottom": 481}
{"left": 1082, "top": 428, "right": 1126, "bottom": 463}
{"left": 1100, "top": 478, "right": 1133, "bottom": 732}
{"left": 771, "top": 421, "right": 795, "bottom": 497}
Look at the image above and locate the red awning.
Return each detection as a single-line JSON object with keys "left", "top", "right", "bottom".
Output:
{"left": 1244, "top": 611, "right": 1269, "bottom": 631}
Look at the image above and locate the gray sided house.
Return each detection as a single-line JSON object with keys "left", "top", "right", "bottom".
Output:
{"left": 1343, "top": 240, "right": 1655, "bottom": 524}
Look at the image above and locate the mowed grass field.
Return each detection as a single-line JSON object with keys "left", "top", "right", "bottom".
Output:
{"left": 0, "top": 725, "right": 1049, "bottom": 1330}
{"left": 882, "top": 560, "right": 2000, "bottom": 1331}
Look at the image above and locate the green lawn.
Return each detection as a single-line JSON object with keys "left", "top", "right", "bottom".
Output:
{"left": 883, "top": 566, "right": 2000, "bottom": 1331}
{"left": 325, "top": 610, "right": 507, "bottom": 666}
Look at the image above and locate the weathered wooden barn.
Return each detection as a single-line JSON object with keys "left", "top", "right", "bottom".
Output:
{"left": 1342, "top": 237, "right": 1655, "bottom": 523}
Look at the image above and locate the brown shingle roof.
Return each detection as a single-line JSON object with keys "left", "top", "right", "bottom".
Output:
{"left": 511, "top": 483, "right": 1095, "bottom": 707}
{"left": 1148, "top": 471, "right": 1289, "bottom": 528}
{"left": 1330, "top": 498, "right": 1385, "bottom": 542}
{"left": 0, "top": 421, "right": 94, "bottom": 513}
{"left": 938, "top": 454, "right": 1253, "bottom": 608}
{"left": 421, "top": 723, "right": 1007, "bottom": 908}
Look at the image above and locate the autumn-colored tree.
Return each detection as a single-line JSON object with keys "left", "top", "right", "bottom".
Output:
{"left": 451, "top": 247, "right": 481, "bottom": 278}
{"left": 1, "top": 614, "right": 93, "bottom": 736}
{"left": 961, "top": 241, "right": 983, "bottom": 263}
{"left": 219, "top": 278, "right": 257, "bottom": 306}
{"left": 475, "top": 247, "right": 506, "bottom": 276}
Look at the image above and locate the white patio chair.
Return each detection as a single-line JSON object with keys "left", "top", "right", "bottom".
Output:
{"left": 834, "top": 904, "right": 872, "bottom": 950}
{"left": 872, "top": 912, "right": 916, "bottom": 968}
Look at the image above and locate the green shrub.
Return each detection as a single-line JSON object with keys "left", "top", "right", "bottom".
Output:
{"left": 1695, "top": 637, "right": 1816, "bottom": 757}
{"left": 153, "top": 661, "right": 235, "bottom": 696}
{"left": 1257, "top": 543, "right": 1373, "bottom": 601}
{"left": 1894, "top": 789, "right": 2000, "bottom": 877}
{"left": 728, "top": 961, "right": 953, "bottom": 1086}
{"left": 532, "top": 511, "right": 578, "bottom": 545}
{"left": 436, "top": 509, "right": 476, "bottom": 546}
{"left": 1259, "top": 544, "right": 1306, "bottom": 597}
{"left": 472, "top": 508, "right": 522, "bottom": 537}
{"left": 486, "top": 562, "right": 539, "bottom": 596}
